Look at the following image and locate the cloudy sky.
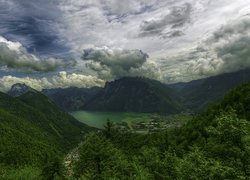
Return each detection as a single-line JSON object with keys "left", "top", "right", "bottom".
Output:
{"left": 0, "top": 0, "right": 250, "bottom": 91}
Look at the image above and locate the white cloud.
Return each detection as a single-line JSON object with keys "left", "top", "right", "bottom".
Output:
{"left": 51, "top": 71, "right": 105, "bottom": 88}
{"left": 138, "top": 3, "right": 191, "bottom": 37}
{"left": 0, "top": 71, "right": 105, "bottom": 92}
{"left": 55, "top": 0, "right": 192, "bottom": 53}
{"left": 0, "top": 36, "right": 75, "bottom": 72}
{"left": 160, "top": 16, "right": 250, "bottom": 83}
{"left": 1, "top": 0, "right": 250, "bottom": 85}
{"left": 55, "top": 0, "right": 250, "bottom": 75}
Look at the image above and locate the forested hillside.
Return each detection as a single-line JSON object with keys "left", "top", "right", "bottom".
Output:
{"left": 42, "top": 87, "right": 101, "bottom": 111}
{"left": 70, "top": 81, "right": 250, "bottom": 179}
{"left": 1, "top": 82, "right": 249, "bottom": 179}
{"left": 0, "top": 91, "right": 91, "bottom": 179}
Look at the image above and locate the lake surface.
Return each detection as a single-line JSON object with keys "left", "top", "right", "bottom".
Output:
{"left": 71, "top": 111, "right": 152, "bottom": 129}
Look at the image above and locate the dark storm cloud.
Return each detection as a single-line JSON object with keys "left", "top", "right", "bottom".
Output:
{"left": 0, "top": 0, "right": 249, "bottom": 88}
{"left": 82, "top": 47, "right": 161, "bottom": 80}
{"left": 160, "top": 16, "right": 250, "bottom": 83}
{"left": 215, "top": 37, "right": 250, "bottom": 71}
{"left": 0, "top": 36, "right": 75, "bottom": 72}
{"left": 163, "top": 30, "right": 185, "bottom": 39}
{"left": 211, "top": 18, "right": 250, "bottom": 41}
{"left": 82, "top": 48, "right": 149, "bottom": 70}
{"left": 82, "top": 47, "right": 148, "bottom": 79}
{"left": 138, "top": 3, "right": 191, "bottom": 37}
{"left": 0, "top": 0, "right": 69, "bottom": 57}
{"left": 204, "top": 17, "right": 250, "bottom": 73}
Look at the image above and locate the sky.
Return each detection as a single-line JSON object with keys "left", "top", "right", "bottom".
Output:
{"left": 0, "top": 0, "right": 250, "bottom": 91}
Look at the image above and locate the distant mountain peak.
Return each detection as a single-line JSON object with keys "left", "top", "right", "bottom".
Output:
{"left": 83, "top": 76, "right": 182, "bottom": 113}
{"left": 8, "top": 83, "right": 36, "bottom": 97}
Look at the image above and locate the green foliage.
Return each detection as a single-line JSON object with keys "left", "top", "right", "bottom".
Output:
{"left": 74, "top": 133, "right": 130, "bottom": 179}
{"left": 1, "top": 81, "right": 250, "bottom": 179}
{"left": 70, "top": 81, "right": 250, "bottom": 179}
{"left": 103, "top": 119, "right": 114, "bottom": 139}
{"left": 0, "top": 165, "right": 41, "bottom": 180}
{"left": 41, "top": 157, "right": 65, "bottom": 180}
{"left": 0, "top": 91, "right": 92, "bottom": 178}
{"left": 17, "top": 92, "right": 91, "bottom": 149}
{"left": 179, "top": 148, "right": 236, "bottom": 180}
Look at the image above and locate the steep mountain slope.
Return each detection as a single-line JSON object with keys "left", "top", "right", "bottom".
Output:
{"left": 174, "top": 80, "right": 250, "bottom": 153}
{"left": 169, "top": 69, "right": 250, "bottom": 112}
{"left": 17, "top": 91, "right": 91, "bottom": 148}
{"left": 83, "top": 77, "right": 183, "bottom": 113}
{"left": 42, "top": 87, "right": 101, "bottom": 111}
{"left": 0, "top": 90, "right": 92, "bottom": 167}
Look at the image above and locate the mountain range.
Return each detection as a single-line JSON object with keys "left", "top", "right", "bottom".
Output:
{"left": 170, "top": 69, "right": 250, "bottom": 112}
{"left": 1, "top": 69, "right": 250, "bottom": 178}
{"left": 82, "top": 77, "right": 183, "bottom": 113}
{"left": 41, "top": 69, "right": 250, "bottom": 113}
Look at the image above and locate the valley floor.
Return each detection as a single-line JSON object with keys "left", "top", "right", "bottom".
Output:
{"left": 71, "top": 111, "right": 191, "bottom": 133}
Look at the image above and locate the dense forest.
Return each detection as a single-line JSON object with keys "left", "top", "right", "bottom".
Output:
{"left": 1, "top": 82, "right": 250, "bottom": 179}
{"left": 0, "top": 91, "right": 91, "bottom": 179}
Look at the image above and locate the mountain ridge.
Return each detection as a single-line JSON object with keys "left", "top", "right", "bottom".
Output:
{"left": 42, "top": 86, "right": 101, "bottom": 111}
{"left": 169, "top": 69, "right": 250, "bottom": 112}
{"left": 83, "top": 77, "right": 183, "bottom": 113}
{"left": 8, "top": 69, "right": 250, "bottom": 114}
{"left": 7, "top": 83, "right": 37, "bottom": 97}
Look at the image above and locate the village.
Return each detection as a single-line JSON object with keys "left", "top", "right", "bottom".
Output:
{"left": 114, "top": 114, "right": 191, "bottom": 134}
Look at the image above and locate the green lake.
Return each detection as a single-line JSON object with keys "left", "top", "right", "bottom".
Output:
{"left": 71, "top": 111, "right": 153, "bottom": 129}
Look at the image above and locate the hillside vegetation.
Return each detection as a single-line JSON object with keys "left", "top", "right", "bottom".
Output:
{"left": 0, "top": 91, "right": 91, "bottom": 178}
{"left": 42, "top": 87, "right": 101, "bottom": 111}
{"left": 70, "top": 81, "right": 250, "bottom": 179}
{"left": 1, "top": 81, "right": 249, "bottom": 179}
